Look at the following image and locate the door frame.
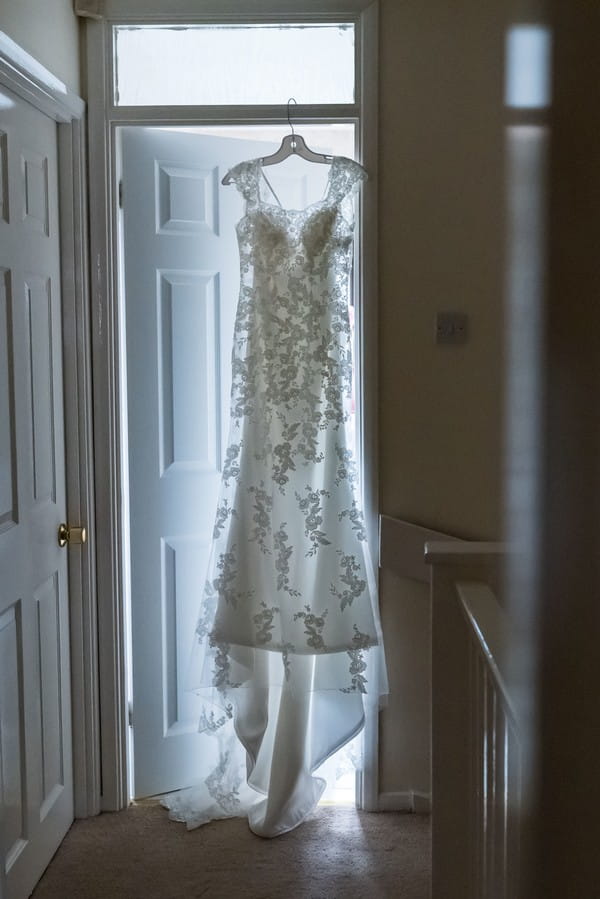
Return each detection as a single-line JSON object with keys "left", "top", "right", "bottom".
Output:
{"left": 0, "top": 36, "right": 99, "bottom": 818}
{"left": 86, "top": 0, "right": 380, "bottom": 812}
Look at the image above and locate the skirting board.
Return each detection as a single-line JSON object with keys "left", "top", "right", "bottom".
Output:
{"left": 378, "top": 791, "right": 431, "bottom": 814}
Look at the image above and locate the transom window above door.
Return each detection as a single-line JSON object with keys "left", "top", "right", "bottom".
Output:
{"left": 113, "top": 23, "right": 356, "bottom": 106}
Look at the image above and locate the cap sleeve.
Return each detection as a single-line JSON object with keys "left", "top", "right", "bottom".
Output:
{"left": 224, "top": 160, "right": 258, "bottom": 203}
{"left": 330, "top": 157, "right": 368, "bottom": 201}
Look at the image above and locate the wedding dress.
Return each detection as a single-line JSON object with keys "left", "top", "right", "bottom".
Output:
{"left": 163, "top": 155, "right": 387, "bottom": 837}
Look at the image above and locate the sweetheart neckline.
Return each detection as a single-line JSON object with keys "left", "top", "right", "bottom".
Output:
{"left": 254, "top": 197, "right": 333, "bottom": 217}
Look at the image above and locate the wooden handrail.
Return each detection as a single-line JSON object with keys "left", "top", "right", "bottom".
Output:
{"left": 379, "top": 515, "right": 461, "bottom": 582}
{"left": 424, "top": 541, "right": 507, "bottom": 566}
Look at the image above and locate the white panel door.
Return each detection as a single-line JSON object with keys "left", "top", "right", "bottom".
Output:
{"left": 121, "top": 129, "right": 282, "bottom": 798}
{"left": 0, "top": 88, "right": 73, "bottom": 899}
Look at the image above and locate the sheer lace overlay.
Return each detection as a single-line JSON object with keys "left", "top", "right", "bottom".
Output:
{"left": 163, "top": 156, "right": 387, "bottom": 837}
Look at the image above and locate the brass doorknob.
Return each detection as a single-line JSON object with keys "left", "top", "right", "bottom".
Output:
{"left": 58, "top": 523, "right": 87, "bottom": 547}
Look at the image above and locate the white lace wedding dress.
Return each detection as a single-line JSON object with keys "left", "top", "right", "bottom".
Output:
{"left": 163, "top": 155, "right": 387, "bottom": 837}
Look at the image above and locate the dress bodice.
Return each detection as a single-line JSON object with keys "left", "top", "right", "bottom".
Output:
{"left": 229, "top": 156, "right": 367, "bottom": 269}
{"left": 225, "top": 156, "right": 367, "bottom": 433}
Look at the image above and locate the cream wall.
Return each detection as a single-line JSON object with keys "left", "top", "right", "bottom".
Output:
{"left": 377, "top": 0, "right": 505, "bottom": 796}
{"left": 0, "top": 0, "right": 81, "bottom": 94}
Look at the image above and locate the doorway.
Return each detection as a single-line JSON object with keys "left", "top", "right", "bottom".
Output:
{"left": 85, "top": 7, "right": 379, "bottom": 812}
{"left": 117, "top": 122, "right": 361, "bottom": 803}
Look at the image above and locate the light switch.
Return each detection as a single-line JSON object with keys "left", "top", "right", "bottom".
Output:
{"left": 435, "top": 311, "right": 469, "bottom": 345}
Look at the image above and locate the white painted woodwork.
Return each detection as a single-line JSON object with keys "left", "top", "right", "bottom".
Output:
{"left": 425, "top": 545, "right": 520, "bottom": 899}
{"left": 80, "top": 0, "right": 375, "bottom": 18}
{"left": 1, "top": 18, "right": 97, "bottom": 825}
{"left": 86, "top": 2, "right": 378, "bottom": 811}
{"left": 122, "top": 129, "right": 282, "bottom": 797}
{"left": 0, "top": 85, "right": 73, "bottom": 899}
{"left": 378, "top": 514, "right": 462, "bottom": 584}
{"left": 458, "top": 582, "right": 521, "bottom": 899}
{"left": 56, "top": 116, "right": 100, "bottom": 820}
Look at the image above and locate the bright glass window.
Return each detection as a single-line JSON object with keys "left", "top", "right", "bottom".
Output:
{"left": 114, "top": 24, "right": 355, "bottom": 106}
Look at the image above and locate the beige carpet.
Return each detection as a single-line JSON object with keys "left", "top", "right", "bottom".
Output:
{"left": 32, "top": 804, "right": 431, "bottom": 898}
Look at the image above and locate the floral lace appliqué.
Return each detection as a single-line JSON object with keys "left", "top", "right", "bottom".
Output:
{"left": 273, "top": 523, "right": 301, "bottom": 597}
{"left": 296, "top": 485, "right": 331, "bottom": 557}
{"left": 330, "top": 552, "right": 367, "bottom": 611}
{"left": 293, "top": 605, "right": 329, "bottom": 651}
{"left": 253, "top": 601, "right": 280, "bottom": 645}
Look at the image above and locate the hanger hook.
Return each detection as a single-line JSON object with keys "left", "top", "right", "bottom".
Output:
{"left": 287, "top": 97, "right": 297, "bottom": 145}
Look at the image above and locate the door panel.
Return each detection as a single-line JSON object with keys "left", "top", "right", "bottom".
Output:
{"left": 0, "top": 266, "right": 17, "bottom": 530}
{"left": 25, "top": 274, "right": 56, "bottom": 503}
{"left": 158, "top": 270, "right": 220, "bottom": 473}
{"left": 0, "top": 86, "right": 72, "bottom": 899}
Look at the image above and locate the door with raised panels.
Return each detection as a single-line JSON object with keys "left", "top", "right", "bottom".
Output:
{"left": 121, "top": 128, "right": 280, "bottom": 798}
{"left": 0, "top": 87, "right": 73, "bottom": 898}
